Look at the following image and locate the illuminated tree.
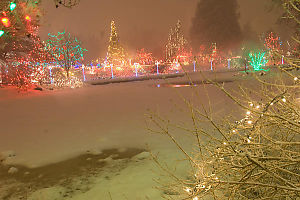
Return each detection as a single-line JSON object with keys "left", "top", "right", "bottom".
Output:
{"left": 0, "top": 0, "right": 45, "bottom": 88}
{"left": 46, "top": 30, "right": 87, "bottom": 77}
{"left": 249, "top": 51, "right": 269, "bottom": 71}
{"left": 149, "top": 1, "right": 300, "bottom": 198}
{"left": 0, "top": 0, "right": 41, "bottom": 64}
{"left": 264, "top": 31, "right": 282, "bottom": 51}
{"left": 106, "top": 20, "right": 127, "bottom": 65}
{"left": 165, "top": 20, "right": 188, "bottom": 62}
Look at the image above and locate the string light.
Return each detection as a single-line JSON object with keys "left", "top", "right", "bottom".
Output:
{"left": 282, "top": 98, "right": 286, "bottom": 103}
{"left": 0, "top": 30, "right": 4, "bottom": 37}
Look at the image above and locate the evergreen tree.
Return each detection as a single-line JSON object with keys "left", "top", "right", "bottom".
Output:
{"left": 106, "top": 20, "right": 126, "bottom": 65}
{"left": 190, "top": 0, "right": 242, "bottom": 52}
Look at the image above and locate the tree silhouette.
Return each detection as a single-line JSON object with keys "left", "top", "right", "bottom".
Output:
{"left": 190, "top": 0, "right": 242, "bottom": 53}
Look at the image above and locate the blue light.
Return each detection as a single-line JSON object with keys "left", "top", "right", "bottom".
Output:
{"left": 82, "top": 66, "right": 86, "bottom": 81}
{"left": 111, "top": 65, "right": 114, "bottom": 78}
{"left": 193, "top": 61, "right": 196, "bottom": 72}
{"left": 228, "top": 59, "right": 231, "bottom": 69}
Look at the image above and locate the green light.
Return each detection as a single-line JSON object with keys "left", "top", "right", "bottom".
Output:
{"left": 249, "top": 52, "right": 269, "bottom": 71}
{"left": 0, "top": 30, "right": 4, "bottom": 37}
{"left": 10, "top": 2, "right": 16, "bottom": 11}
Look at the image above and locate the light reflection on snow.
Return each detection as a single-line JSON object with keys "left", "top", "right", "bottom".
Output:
{"left": 155, "top": 84, "right": 195, "bottom": 88}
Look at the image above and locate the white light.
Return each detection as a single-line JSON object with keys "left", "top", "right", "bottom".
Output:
{"left": 246, "top": 111, "right": 251, "bottom": 115}
{"left": 270, "top": 102, "right": 274, "bottom": 106}
{"left": 247, "top": 121, "right": 253, "bottom": 125}
{"left": 232, "top": 129, "right": 236, "bottom": 133}
{"left": 282, "top": 98, "right": 286, "bottom": 103}
{"left": 184, "top": 187, "right": 192, "bottom": 193}
{"left": 249, "top": 103, "right": 254, "bottom": 107}
{"left": 193, "top": 197, "right": 199, "bottom": 200}
{"left": 247, "top": 138, "right": 251, "bottom": 143}
{"left": 294, "top": 77, "right": 298, "bottom": 81}
{"left": 223, "top": 142, "right": 227, "bottom": 145}
{"left": 256, "top": 105, "right": 260, "bottom": 109}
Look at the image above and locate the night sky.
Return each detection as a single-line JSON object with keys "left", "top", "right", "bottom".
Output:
{"left": 40, "top": 0, "right": 283, "bottom": 62}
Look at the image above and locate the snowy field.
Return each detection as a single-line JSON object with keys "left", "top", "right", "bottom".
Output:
{"left": 0, "top": 69, "right": 294, "bottom": 199}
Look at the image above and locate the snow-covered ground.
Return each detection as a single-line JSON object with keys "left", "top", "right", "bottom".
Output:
{"left": 1, "top": 69, "right": 288, "bottom": 199}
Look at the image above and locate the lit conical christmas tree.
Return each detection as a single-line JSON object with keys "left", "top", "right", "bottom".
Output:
{"left": 106, "top": 20, "right": 126, "bottom": 65}
{"left": 165, "top": 20, "right": 188, "bottom": 62}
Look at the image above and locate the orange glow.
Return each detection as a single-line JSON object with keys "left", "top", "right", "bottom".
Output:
{"left": 1, "top": 17, "right": 10, "bottom": 27}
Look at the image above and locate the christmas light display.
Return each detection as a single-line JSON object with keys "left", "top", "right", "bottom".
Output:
{"left": 0, "top": 0, "right": 46, "bottom": 89}
{"left": 135, "top": 48, "right": 153, "bottom": 65}
{"left": 46, "top": 30, "right": 87, "bottom": 77}
{"left": 264, "top": 32, "right": 282, "bottom": 51}
{"left": 165, "top": 20, "right": 188, "bottom": 62}
{"left": 106, "top": 20, "right": 127, "bottom": 66}
{"left": 249, "top": 52, "right": 269, "bottom": 71}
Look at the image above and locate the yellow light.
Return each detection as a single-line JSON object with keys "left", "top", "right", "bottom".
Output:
{"left": 25, "top": 15, "right": 31, "bottom": 21}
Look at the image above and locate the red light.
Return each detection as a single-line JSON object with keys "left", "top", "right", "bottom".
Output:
{"left": 1, "top": 17, "right": 10, "bottom": 27}
{"left": 25, "top": 15, "right": 31, "bottom": 21}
